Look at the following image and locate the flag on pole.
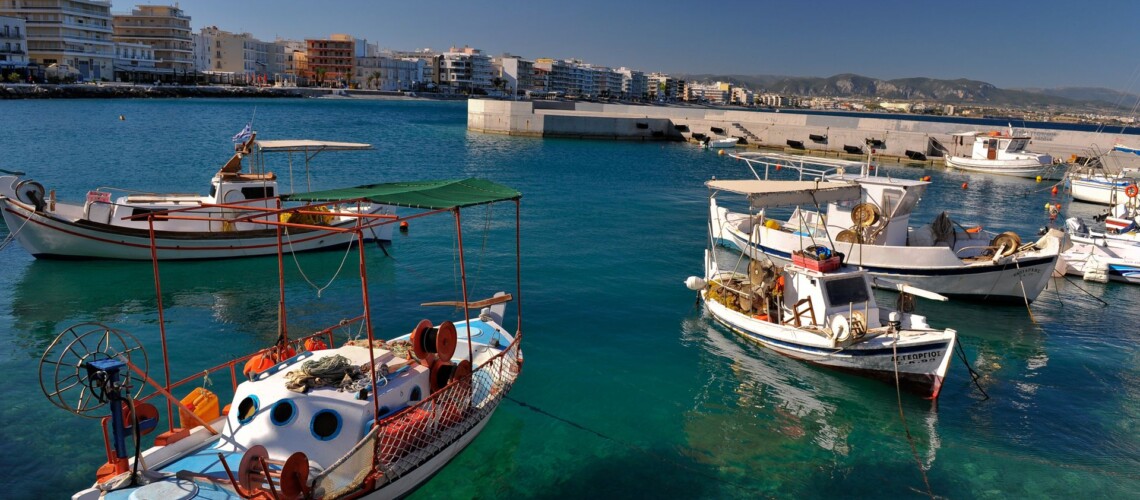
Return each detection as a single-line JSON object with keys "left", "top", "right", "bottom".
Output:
{"left": 232, "top": 123, "right": 252, "bottom": 143}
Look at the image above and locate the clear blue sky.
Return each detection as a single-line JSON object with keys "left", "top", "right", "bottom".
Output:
{"left": 175, "top": 0, "right": 1140, "bottom": 91}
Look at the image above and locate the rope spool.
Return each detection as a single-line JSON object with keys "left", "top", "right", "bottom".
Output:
{"left": 989, "top": 231, "right": 1022, "bottom": 257}
{"left": 410, "top": 320, "right": 457, "bottom": 361}
{"left": 850, "top": 202, "right": 881, "bottom": 227}
{"left": 836, "top": 229, "right": 863, "bottom": 244}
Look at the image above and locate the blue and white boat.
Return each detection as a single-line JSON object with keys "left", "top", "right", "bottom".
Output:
{"left": 38, "top": 178, "right": 525, "bottom": 499}
{"left": 687, "top": 179, "right": 958, "bottom": 399}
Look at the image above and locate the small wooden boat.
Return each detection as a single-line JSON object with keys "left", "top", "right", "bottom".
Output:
{"left": 39, "top": 178, "right": 526, "bottom": 499}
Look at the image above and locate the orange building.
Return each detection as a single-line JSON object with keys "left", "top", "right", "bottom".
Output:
{"left": 305, "top": 34, "right": 353, "bottom": 87}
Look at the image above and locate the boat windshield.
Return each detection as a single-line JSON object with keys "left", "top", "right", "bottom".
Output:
{"left": 1008, "top": 139, "right": 1028, "bottom": 151}
{"left": 824, "top": 276, "right": 870, "bottom": 306}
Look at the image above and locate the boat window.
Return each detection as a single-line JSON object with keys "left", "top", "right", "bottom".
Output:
{"left": 210, "top": 185, "right": 217, "bottom": 197}
{"left": 999, "top": 140, "right": 1011, "bottom": 151}
{"left": 824, "top": 276, "right": 870, "bottom": 306}
{"left": 130, "top": 207, "right": 168, "bottom": 221}
{"left": 1009, "top": 139, "right": 1027, "bottom": 151}
{"left": 270, "top": 399, "right": 297, "bottom": 426}
{"left": 241, "top": 186, "right": 274, "bottom": 199}
{"left": 310, "top": 409, "right": 342, "bottom": 441}
{"left": 410, "top": 386, "right": 422, "bottom": 402}
{"left": 237, "top": 395, "right": 259, "bottom": 425}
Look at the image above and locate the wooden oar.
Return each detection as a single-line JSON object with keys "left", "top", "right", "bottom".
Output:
{"left": 421, "top": 293, "right": 513, "bottom": 309}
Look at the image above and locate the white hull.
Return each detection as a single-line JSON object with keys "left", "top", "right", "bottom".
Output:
{"left": 1, "top": 197, "right": 394, "bottom": 260}
{"left": 944, "top": 155, "right": 1061, "bottom": 179}
{"left": 707, "top": 138, "right": 738, "bottom": 148}
{"left": 702, "top": 286, "right": 955, "bottom": 399}
{"left": 1070, "top": 176, "right": 1134, "bottom": 205}
{"left": 1059, "top": 234, "right": 1140, "bottom": 284}
{"left": 711, "top": 201, "right": 1060, "bottom": 302}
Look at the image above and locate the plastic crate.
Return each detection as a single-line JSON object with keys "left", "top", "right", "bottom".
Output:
{"left": 792, "top": 253, "right": 840, "bottom": 272}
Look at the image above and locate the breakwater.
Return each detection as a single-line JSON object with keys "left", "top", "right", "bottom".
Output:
{"left": 1, "top": 83, "right": 311, "bottom": 99}
{"left": 468, "top": 99, "right": 1140, "bottom": 165}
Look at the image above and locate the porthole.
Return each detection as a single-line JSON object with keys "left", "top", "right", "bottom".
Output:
{"left": 410, "top": 386, "right": 422, "bottom": 402}
{"left": 311, "top": 409, "right": 341, "bottom": 441}
{"left": 237, "top": 395, "right": 259, "bottom": 425}
{"left": 270, "top": 399, "right": 297, "bottom": 426}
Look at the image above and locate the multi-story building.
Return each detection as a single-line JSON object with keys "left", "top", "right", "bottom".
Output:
{"left": 112, "top": 4, "right": 191, "bottom": 80}
{"left": 195, "top": 27, "right": 282, "bottom": 85}
{"left": 685, "top": 81, "right": 730, "bottom": 104}
{"left": 276, "top": 38, "right": 305, "bottom": 86}
{"left": 0, "top": 15, "right": 28, "bottom": 80}
{"left": 439, "top": 45, "right": 492, "bottom": 94}
{"left": 731, "top": 86, "right": 753, "bottom": 106}
{"left": 305, "top": 34, "right": 353, "bottom": 87}
{"left": 112, "top": 40, "right": 155, "bottom": 82}
{"left": 493, "top": 53, "right": 532, "bottom": 96}
{"left": 647, "top": 72, "right": 683, "bottom": 102}
{"left": 1, "top": 0, "right": 115, "bottom": 82}
{"left": 353, "top": 53, "right": 423, "bottom": 91}
{"left": 614, "top": 67, "right": 647, "bottom": 101}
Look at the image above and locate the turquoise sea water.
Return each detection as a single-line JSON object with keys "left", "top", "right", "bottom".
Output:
{"left": 1, "top": 98, "right": 1138, "bottom": 498}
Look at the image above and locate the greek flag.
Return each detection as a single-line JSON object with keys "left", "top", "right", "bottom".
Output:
{"left": 232, "top": 123, "right": 252, "bottom": 143}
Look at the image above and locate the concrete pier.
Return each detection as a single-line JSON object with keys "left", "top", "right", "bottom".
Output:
{"left": 468, "top": 99, "right": 1140, "bottom": 168}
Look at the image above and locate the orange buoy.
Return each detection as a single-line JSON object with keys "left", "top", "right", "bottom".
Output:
{"left": 1051, "top": 186, "right": 1059, "bottom": 196}
{"left": 868, "top": 165, "right": 875, "bottom": 171}
{"left": 962, "top": 182, "right": 968, "bottom": 189}
{"left": 717, "top": 149, "right": 725, "bottom": 156}
{"left": 776, "top": 164, "right": 782, "bottom": 171}
{"left": 399, "top": 220, "right": 409, "bottom": 232}
{"left": 243, "top": 352, "right": 276, "bottom": 378}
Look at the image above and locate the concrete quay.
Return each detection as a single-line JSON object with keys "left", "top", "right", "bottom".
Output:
{"left": 468, "top": 99, "right": 1140, "bottom": 169}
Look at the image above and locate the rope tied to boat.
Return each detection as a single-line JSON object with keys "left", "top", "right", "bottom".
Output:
{"left": 0, "top": 208, "right": 34, "bottom": 252}
{"left": 890, "top": 334, "right": 936, "bottom": 499}
{"left": 283, "top": 225, "right": 357, "bottom": 298}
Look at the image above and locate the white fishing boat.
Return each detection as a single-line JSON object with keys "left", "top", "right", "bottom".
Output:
{"left": 1057, "top": 216, "right": 1140, "bottom": 284}
{"left": 0, "top": 134, "right": 395, "bottom": 260}
{"left": 41, "top": 177, "right": 525, "bottom": 499}
{"left": 1068, "top": 151, "right": 1140, "bottom": 205}
{"left": 715, "top": 153, "right": 1064, "bottom": 303}
{"left": 687, "top": 180, "right": 957, "bottom": 398}
{"left": 945, "top": 130, "right": 1062, "bottom": 179}
{"left": 705, "top": 137, "right": 739, "bottom": 149}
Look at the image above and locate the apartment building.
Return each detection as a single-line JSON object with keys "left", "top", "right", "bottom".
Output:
{"left": 112, "top": 4, "right": 191, "bottom": 79}
{"left": 647, "top": 72, "right": 683, "bottom": 101}
{"left": 305, "top": 34, "right": 353, "bottom": 87}
{"left": 493, "top": 53, "right": 532, "bottom": 96}
{"left": 614, "top": 67, "right": 647, "bottom": 100}
{"left": 112, "top": 40, "right": 154, "bottom": 82}
{"left": 194, "top": 26, "right": 283, "bottom": 85}
{"left": 684, "top": 81, "right": 730, "bottom": 104}
{"left": 0, "top": 0, "right": 114, "bottom": 81}
{"left": 353, "top": 53, "right": 423, "bottom": 91}
{"left": 439, "top": 45, "right": 492, "bottom": 94}
{"left": 0, "top": 15, "right": 28, "bottom": 78}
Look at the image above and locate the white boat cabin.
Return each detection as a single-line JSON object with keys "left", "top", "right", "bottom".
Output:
{"left": 948, "top": 131, "right": 1052, "bottom": 164}
{"left": 781, "top": 265, "right": 881, "bottom": 330}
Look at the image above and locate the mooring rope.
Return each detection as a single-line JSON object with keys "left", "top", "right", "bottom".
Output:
{"left": 890, "top": 335, "right": 936, "bottom": 499}
{"left": 284, "top": 226, "right": 356, "bottom": 298}
{"left": 954, "top": 340, "right": 989, "bottom": 400}
{"left": 503, "top": 395, "right": 762, "bottom": 496}
{"left": 0, "top": 210, "right": 33, "bottom": 251}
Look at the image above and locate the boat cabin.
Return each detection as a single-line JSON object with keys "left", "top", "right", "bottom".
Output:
{"left": 948, "top": 131, "right": 1052, "bottom": 163}
{"left": 780, "top": 265, "right": 881, "bottom": 332}
{"left": 823, "top": 174, "right": 927, "bottom": 246}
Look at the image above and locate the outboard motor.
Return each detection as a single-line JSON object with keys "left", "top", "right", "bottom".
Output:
{"left": 1065, "top": 217, "right": 1088, "bottom": 237}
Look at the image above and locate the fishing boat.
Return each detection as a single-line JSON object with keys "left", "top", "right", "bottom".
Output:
{"left": 714, "top": 153, "right": 1064, "bottom": 303}
{"left": 945, "top": 130, "right": 1062, "bottom": 179}
{"left": 1068, "top": 151, "right": 1140, "bottom": 205}
{"left": 687, "top": 180, "right": 957, "bottom": 398}
{"left": 39, "top": 177, "right": 525, "bottom": 499}
{"left": 705, "top": 137, "right": 740, "bottom": 149}
{"left": 1057, "top": 217, "right": 1140, "bottom": 284}
{"left": 0, "top": 134, "right": 395, "bottom": 260}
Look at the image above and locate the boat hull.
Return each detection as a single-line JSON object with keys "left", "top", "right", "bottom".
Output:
{"left": 1, "top": 197, "right": 394, "bottom": 260}
{"left": 945, "top": 156, "right": 1061, "bottom": 179}
{"left": 703, "top": 292, "right": 955, "bottom": 399}
{"left": 1060, "top": 237, "right": 1140, "bottom": 284}
{"left": 361, "top": 413, "right": 495, "bottom": 499}
{"left": 712, "top": 204, "right": 1059, "bottom": 303}
{"left": 1070, "top": 176, "right": 1134, "bottom": 205}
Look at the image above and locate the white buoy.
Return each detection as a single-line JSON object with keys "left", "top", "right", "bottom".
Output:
{"left": 684, "top": 276, "right": 706, "bottom": 291}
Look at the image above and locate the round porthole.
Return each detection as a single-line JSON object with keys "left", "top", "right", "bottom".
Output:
{"left": 311, "top": 410, "right": 341, "bottom": 441}
{"left": 237, "top": 395, "right": 259, "bottom": 425}
{"left": 270, "top": 399, "right": 297, "bottom": 426}
{"left": 410, "top": 386, "right": 422, "bottom": 402}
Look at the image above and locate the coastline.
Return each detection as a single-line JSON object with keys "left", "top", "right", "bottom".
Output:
{"left": 0, "top": 83, "right": 469, "bottom": 100}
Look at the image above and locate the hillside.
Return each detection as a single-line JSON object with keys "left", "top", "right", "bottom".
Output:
{"left": 676, "top": 73, "right": 1137, "bottom": 111}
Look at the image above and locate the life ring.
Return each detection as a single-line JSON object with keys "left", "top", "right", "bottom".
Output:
{"left": 1126, "top": 184, "right": 1138, "bottom": 198}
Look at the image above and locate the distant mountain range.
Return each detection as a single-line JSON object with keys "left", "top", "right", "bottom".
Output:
{"left": 675, "top": 73, "right": 1140, "bottom": 111}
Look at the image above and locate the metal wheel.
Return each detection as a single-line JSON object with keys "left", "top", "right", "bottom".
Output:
{"left": 38, "top": 323, "right": 149, "bottom": 418}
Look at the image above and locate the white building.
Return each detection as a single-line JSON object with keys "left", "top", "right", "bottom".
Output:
{"left": 195, "top": 26, "right": 283, "bottom": 85}
{"left": 0, "top": 15, "right": 28, "bottom": 79}
{"left": 493, "top": 53, "right": 533, "bottom": 96}
{"left": 1, "top": 0, "right": 115, "bottom": 82}
{"left": 439, "top": 45, "right": 492, "bottom": 93}
{"left": 353, "top": 54, "right": 423, "bottom": 91}
{"left": 112, "top": 4, "right": 192, "bottom": 78}
{"left": 614, "top": 67, "right": 647, "bottom": 100}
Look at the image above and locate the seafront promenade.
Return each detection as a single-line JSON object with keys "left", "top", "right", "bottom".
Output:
{"left": 468, "top": 99, "right": 1140, "bottom": 168}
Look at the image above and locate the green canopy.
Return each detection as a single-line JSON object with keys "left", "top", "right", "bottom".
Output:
{"left": 281, "top": 178, "right": 521, "bottom": 210}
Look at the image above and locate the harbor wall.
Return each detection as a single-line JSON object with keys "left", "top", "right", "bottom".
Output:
{"left": 468, "top": 99, "right": 1140, "bottom": 167}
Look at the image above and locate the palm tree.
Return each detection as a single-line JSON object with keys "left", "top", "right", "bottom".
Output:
{"left": 370, "top": 71, "right": 381, "bottom": 90}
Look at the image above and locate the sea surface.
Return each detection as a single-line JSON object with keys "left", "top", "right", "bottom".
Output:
{"left": 1, "top": 98, "right": 1138, "bottom": 498}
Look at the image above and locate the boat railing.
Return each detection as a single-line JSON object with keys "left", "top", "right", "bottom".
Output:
{"left": 730, "top": 152, "right": 873, "bottom": 181}
{"left": 313, "top": 334, "right": 523, "bottom": 496}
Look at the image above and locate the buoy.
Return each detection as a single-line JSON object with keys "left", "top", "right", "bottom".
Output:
{"left": 1036, "top": 175, "right": 1043, "bottom": 182}
{"left": 399, "top": 221, "right": 409, "bottom": 232}
{"left": 1051, "top": 186, "right": 1059, "bottom": 196}
{"left": 717, "top": 149, "right": 725, "bottom": 156}
{"left": 118, "top": 115, "right": 125, "bottom": 121}
{"left": 868, "top": 165, "right": 875, "bottom": 171}
{"left": 1055, "top": 203, "right": 1062, "bottom": 210}
{"left": 304, "top": 337, "right": 327, "bottom": 351}
{"left": 776, "top": 164, "right": 782, "bottom": 171}
{"left": 961, "top": 182, "right": 968, "bottom": 189}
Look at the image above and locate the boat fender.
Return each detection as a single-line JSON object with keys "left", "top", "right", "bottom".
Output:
{"left": 243, "top": 350, "right": 276, "bottom": 379}
{"left": 304, "top": 337, "right": 328, "bottom": 352}
{"left": 684, "top": 276, "right": 706, "bottom": 291}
